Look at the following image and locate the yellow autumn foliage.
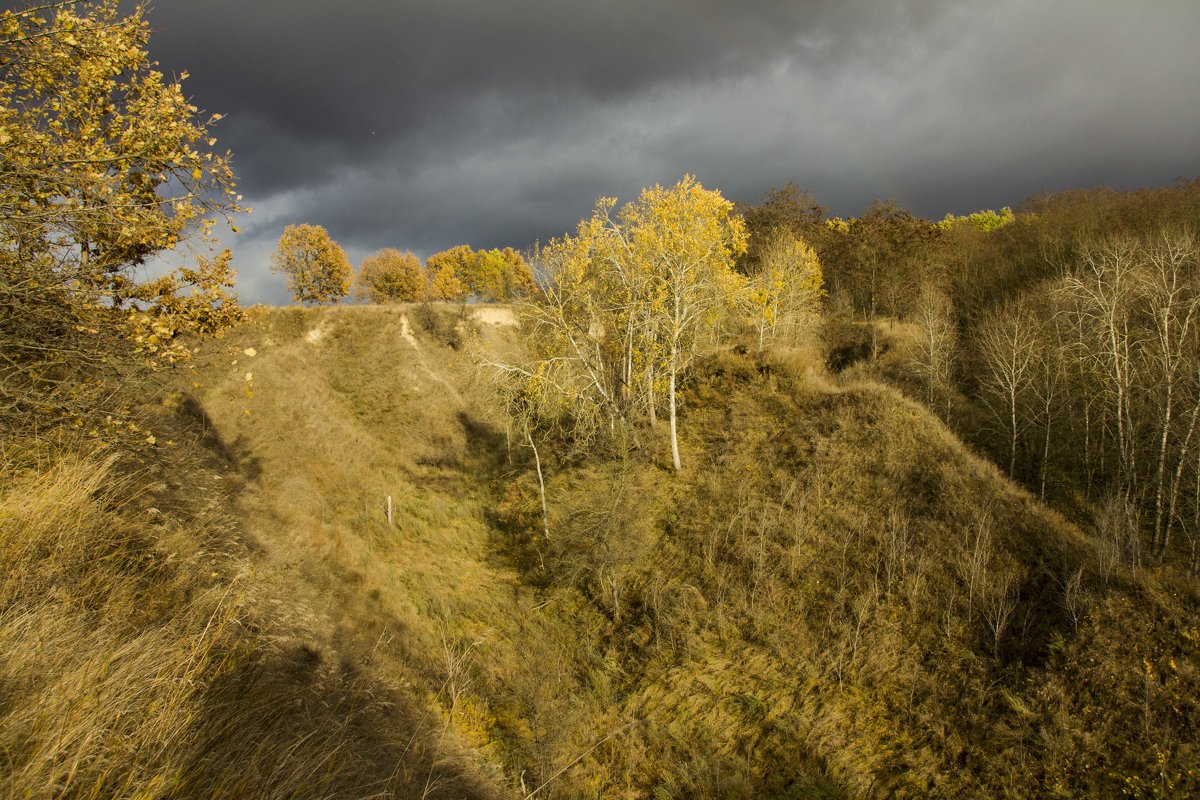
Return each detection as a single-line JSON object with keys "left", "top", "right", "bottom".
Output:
{"left": 0, "top": 0, "right": 245, "bottom": 426}
{"left": 270, "top": 223, "right": 353, "bottom": 305}
{"left": 356, "top": 248, "right": 427, "bottom": 303}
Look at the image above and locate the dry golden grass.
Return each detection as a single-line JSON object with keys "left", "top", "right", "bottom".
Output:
{"left": 5, "top": 303, "right": 1195, "bottom": 799}
{"left": 0, "top": 454, "right": 245, "bottom": 798}
{"left": 0, "top": 310, "right": 514, "bottom": 799}
{"left": 178, "top": 304, "right": 589, "bottom": 796}
{"left": 492, "top": 342, "right": 1198, "bottom": 797}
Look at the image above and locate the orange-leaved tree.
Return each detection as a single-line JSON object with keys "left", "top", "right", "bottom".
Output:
{"left": 426, "top": 245, "right": 474, "bottom": 302}
{"left": 271, "top": 224, "right": 353, "bottom": 304}
{"left": 356, "top": 248, "right": 427, "bottom": 303}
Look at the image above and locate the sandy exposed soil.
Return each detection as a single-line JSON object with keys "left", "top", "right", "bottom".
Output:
{"left": 469, "top": 305, "right": 516, "bottom": 327}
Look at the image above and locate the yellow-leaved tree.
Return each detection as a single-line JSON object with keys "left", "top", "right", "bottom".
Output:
{"left": 271, "top": 224, "right": 353, "bottom": 305}
{"left": 471, "top": 247, "right": 537, "bottom": 300}
{"left": 743, "top": 229, "right": 824, "bottom": 349}
{"left": 356, "top": 248, "right": 427, "bottom": 303}
{"left": 125, "top": 250, "right": 243, "bottom": 364}
{"left": 485, "top": 175, "right": 746, "bottom": 474}
{"left": 427, "top": 245, "right": 473, "bottom": 302}
{"left": 495, "top": 247, "right": 538, "bottom": 299}
{"left": 623, "top": 176, "right": 747, "bottom": 471}
{"left": 427, "top": 245, "right": 537, "bottom": 302}
{"left": 0, "top": 0, "right": 245, "bottom": 425}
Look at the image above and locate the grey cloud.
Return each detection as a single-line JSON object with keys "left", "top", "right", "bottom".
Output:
{"left": 127, "top": 0, "right": 1200, "bottom": 303}
{"left": 148, "top": 0, "right": 974, "bottom": 192}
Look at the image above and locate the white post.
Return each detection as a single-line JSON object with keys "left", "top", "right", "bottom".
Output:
{"left": 386, "top": 495, "right": 393, "bottom": 527}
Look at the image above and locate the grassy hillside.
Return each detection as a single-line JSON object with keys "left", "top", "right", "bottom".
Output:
{"left": 3, "top": 303, "right": 1197, "bottom": 798}
{"left": 0, "top": 305, "right": 514, "bottom": 799}
{"left": 181, "top": 303, "right": 613, "bottom": 798}
{"left": 592, "top": 346, "right": 1197, "bottom": 797}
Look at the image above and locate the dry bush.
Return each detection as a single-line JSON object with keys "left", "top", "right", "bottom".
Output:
{"left": 544, "top": 462, "right": 663, "bottom": 624}
{"left": 413, "top": 302, "right": 477, "bottom": 350}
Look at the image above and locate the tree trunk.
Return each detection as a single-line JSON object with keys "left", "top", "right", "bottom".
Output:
{"left": 669, "top": 360, "right": 681, "bottom": 473}
{"left": 1009, "top": 382, "right": 1019, "bottom": 479}
{"left": 1041, "top": 390, "right": 1052, "bottom": 501}
{"left": 528, "top": 430, "right": 549, "bottom": 539}
{"left": 926, "top": 325, "right": 937, "bottom": 408}
{"left": 625, "top": 323, "right": 634, "bottom": 389}
{"left": 1083, "top": 396, "right": 1094, "bottom": 498}
{"left": 1193, "top": 446, "right": 1200, "bottom": 575}
{"left": 647, "top": 374, "right": 657, "bottom": 427}
{"left": 1152, "top": 378, "right": 1174, "bottom": 557}
{"left": 869, "top": 293, "right": 879, "bottom": 362}
{"left": 1164, "top": 391, "right": 1200, "bottom": 561}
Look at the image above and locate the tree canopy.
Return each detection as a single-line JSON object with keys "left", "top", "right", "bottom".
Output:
{"left": 427, "top": 245, "right": 535, "bottom": 302}
{"left": 489, "top": 176, "right": 759, "bottom": 473}
{"left": 743, "top": 229, "right": 824, "bottom": 349}
{"left": 427, "top": 245, "right": 474, "bottom": 302}
{"left": 271, "top": 224, "right": 353, "bottom": 305}
{"left": 356, "top": 248, "right": 426, "bottom": 303}
{"left": 738, "top": 183, "right": 827, "bottom": 274}
{"left": 0, "top": 0, "right": 244, "bottom": 423}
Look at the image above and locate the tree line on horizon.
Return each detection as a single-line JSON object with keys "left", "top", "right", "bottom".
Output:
{"left": 269, "top": 223, "right": 536, "bottom": 305}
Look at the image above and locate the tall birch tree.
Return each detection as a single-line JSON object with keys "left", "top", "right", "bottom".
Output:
{"left": 622, "top": 176, "right": 747, "bottom": 472}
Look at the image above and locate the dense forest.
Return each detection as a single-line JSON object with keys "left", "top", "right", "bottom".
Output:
{"left": 2, "top": 1, "right": 1199, "bottom": 798}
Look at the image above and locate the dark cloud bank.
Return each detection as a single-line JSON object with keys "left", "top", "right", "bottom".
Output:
{"left": 138, "top": 0, "right": 1200, "bottom": 303}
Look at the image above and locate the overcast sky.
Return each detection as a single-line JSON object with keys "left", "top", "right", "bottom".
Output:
{"left": 135, "top": 0, "right": 1200, "bottom": 304}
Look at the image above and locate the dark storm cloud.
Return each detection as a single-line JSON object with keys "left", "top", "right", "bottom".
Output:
{"left": 133, "top": 0, "right": 1200, "bottom": 303}
{"left": 147, "top": 0, "right": 901, "bottom": 192}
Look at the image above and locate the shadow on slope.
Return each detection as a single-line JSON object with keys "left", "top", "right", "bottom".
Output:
{"left": 0, "top": 434, "right": 498, "bottom": 800}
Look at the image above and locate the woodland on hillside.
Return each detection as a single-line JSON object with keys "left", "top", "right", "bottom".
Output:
{"left": 786, "top": 180, "right": 1200, "bottom": 575}
{"left": 2, "top": 1, "right": 1199, "bottom": 799}
{"left": 451, "top": 179, "right": 1200, "bottom": 797}
{"left": 474, "top": 175, "right": 1200, "bottom": 580}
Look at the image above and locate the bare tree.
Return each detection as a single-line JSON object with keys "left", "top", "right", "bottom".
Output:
{"left": 976, "top": 298, "right": 1040, "bottom": 478}
{"left": 912, "top": 283, "right": 958, "bottom": 420}
{"left": 1138, "top": 230, "right": 1200, "bottom": 558}
{"left": 982, "top": 569, "right": 1019, "bottom": 659}
{"left": 1029, "top": 288, "right": 1069, "bottom": 500}
{"left": 1063, "top": 236, "right": 1142, "bottom": 491}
